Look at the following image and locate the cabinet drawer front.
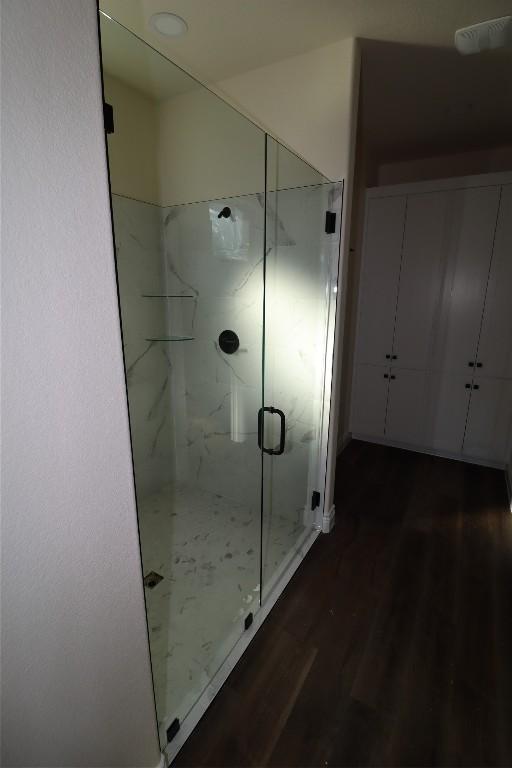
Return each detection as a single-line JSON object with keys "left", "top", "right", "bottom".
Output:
{"left": 351, "top": 364, "right": 389, "bottom": 438}
{"left": 385, "top": 368, "right": 429, "bottom": 445}
{"left": 425, "top": 373, "right": 472, "bottom": 455}
{"left": 463, "top": 378, "right": 512, "bottom": 464}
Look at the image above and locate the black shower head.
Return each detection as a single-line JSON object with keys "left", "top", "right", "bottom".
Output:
{"left": 218, "top": 206, "right": 231, "bottom": 219}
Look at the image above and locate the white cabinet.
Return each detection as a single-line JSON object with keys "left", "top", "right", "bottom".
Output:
{"left": 430, "top": 186, "right": 501, "bottom": 374}
{"left": 351, "top": 172, "right": 512, "bottom": 467}
{"left": 463, "top": 378, "right": 512, "bottom": 464}
{"left": 393, "top": 191, "right": 452, "bottom": 370}
{"left": 351, "top": 364, "right": 389, "bottom": 437}
{"left": 386, "top": 368, "right": 429, "bottom": 445}
{"left": 425, "top": 372, "right": 472, "bottom": 455}
{"left": 356, "top": 196, "right": 406, "bottom": 366}
{"left": 387, "top": 370, "right": 473, "bottom": 456}
{"left": 475, "top": 185, "right": 512, "bottom": 379}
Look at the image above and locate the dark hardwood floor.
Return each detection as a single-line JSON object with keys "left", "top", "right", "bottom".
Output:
{"left": 174, "top": 440, "right": 512, "bottom": 767}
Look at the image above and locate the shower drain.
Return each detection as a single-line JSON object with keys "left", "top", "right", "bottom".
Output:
{"left": 143, "top": 571, "right": 163, "bottom": 589}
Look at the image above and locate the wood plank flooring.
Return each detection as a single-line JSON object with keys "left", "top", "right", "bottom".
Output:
{"left": 174, "top": 441, "right": 512, "bottom": 767}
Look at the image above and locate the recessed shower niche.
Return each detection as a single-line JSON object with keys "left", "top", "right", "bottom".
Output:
{"left": 99, "top": 11, "right": 342, "bottom": 759}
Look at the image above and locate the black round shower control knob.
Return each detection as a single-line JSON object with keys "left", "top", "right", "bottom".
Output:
{"left": 218, "top": 330, "right": 240, "bottom": 355}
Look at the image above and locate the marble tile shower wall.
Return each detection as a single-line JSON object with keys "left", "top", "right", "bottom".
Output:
{"left": 161, "top": 195, "right": 265, "bottom": 520}
{"left": 113, "top": 195, "right": 176, "bottom": 499}
{"left": 112, "top": 185, "right": 339, "bottom": 524}
{"left": 113, "top": 193, "right": 265, "bottom": 515}
{"left": 160, "top": 183, "right": 340, "bottom": 532}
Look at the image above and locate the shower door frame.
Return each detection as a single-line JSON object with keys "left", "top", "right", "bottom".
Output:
{"left": 97, "top": 11, "right": 343, "bottom": 754}
{"left": 162, "top": 162, "right": 344, "bottom": 763}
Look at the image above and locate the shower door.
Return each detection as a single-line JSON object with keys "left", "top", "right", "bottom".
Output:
{"left": 99, "top": 12, "right": 266, "bottom": 749}
{"left": 99, "top": 11, "right": 341, "bottom": 756}
{"left": 261, "top": 137, "right": 342, "bottom": 598}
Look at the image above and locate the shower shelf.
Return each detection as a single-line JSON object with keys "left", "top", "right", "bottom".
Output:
{"left": 146, "top": 336, "right": 195, "bottom": 342}
{"left": 142, "top": 294, "right": 195, "bottom": 299}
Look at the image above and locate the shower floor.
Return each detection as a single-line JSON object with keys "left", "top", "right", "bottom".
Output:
{"left": 138, "top": 483, "right": 307, "bottom": 738}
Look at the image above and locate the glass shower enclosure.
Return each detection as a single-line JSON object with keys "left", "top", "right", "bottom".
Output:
{"left": 99, "top": 12, "right": 342, "bottom": 758}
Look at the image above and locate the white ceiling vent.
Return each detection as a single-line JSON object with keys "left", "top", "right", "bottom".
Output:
{"left": 455, "top": 16, "right": 512, "bottom": 54}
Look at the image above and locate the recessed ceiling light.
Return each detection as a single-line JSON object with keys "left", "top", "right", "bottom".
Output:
{"left": 150, "top": 12, "right": 188, "bottom": 37}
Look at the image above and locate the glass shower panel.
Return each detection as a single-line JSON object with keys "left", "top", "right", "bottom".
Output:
{"left": 261, "top": 137, "right": 342, "bottom": 598}
{"left": 99, "top": 14, "right": 265, "bottom": 747}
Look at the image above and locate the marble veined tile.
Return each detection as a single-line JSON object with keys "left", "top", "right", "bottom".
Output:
{"left": 112, "top": 195, "right": 176, "bottom": 497}
{"left": 110, "top": 184, "right": 339, "bottom": 747}
{"left": 138, "top": 481, "right": 307, "bottom": 744}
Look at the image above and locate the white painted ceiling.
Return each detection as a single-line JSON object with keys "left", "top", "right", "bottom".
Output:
{"left": 100, "top": 0, "right": 512, "bottom": 83}
{"left": 100, "top": 12, "right": 200, "bottom": 99}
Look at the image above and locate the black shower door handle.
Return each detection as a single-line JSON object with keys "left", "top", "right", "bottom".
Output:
{"left": 258, "top": 406, "right": 286, "bottom": 455}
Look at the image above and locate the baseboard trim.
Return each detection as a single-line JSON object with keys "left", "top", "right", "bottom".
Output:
{"left": 322, "top": 504, "right": 336, "bottom": 533}
{"left": 163, "top": 526, "right": 321, "bottom": 764}
{"left": 337, "top": 431, "right": 352, "bottom": 455}
{"left": 351, "top": 433, "right": 507, "bottom": 471}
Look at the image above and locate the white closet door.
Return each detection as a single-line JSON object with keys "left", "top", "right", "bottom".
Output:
{"left": 476, "top": 184, "right": 512, "bottom": 379}
{"left": 385, "top": 368, "right": 429, "bottom": 446}
{"left": 356, "top": 195, "right": 406, "bottom": 366}
{"left": 393, "top": 191, "right": 452, "bottom": 370}
{"left": 350, "top": 364, "right": 389, "bottom": 438}
{"left": 425, "top": 372, "right": 472, "bottom": 454}
{"left": 463, "top": 378, "right": 512, "bottom": 464}
{"left": 431, "top": 186, "right": 500, "bottom": 374}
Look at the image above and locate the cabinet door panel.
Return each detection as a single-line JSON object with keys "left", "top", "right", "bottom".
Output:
{"left": 356, "top": 196, "right": 406, "bottom": 366}
{"left": 476, "top": 185, "right": 512, "bottom": 379}
{"left": 386, "top": 368, "right": 429, "bottom": 446}
{"left": 425, "top": 373, "right": 471, "bottom": 454}
{"left": 393, "top": 192, "right": 452, "bottom": 370}
{"left": 463, "top": 378, "right": 512, "bottom": 464}
{"left": 351, "top": 364, "right": 389, "bottom": 438}
{"left": 431, "top": 186, "right": 500, "bottom": 374}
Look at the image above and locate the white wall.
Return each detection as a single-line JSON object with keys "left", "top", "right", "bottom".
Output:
{"left": 158, "top": 86, "right": 264, "bottom": 206}
{"left": 1, "top": 2, "right": 161, "bottom": 766}
{"left": 157, "top": 88, "right": 327, "bottom": 206}
{"left": 218, "top": 39, "right": 358, "bottom": 183}
{"left": 106, "top": 78, "right": 335, "bottom": 207}
{"left": 104, "top": 74, "right": 160, "bottom": 204}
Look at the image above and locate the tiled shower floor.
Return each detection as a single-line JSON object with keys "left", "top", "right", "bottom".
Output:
{"left": 137, "top": 483, "right": 306, "bottom": 738}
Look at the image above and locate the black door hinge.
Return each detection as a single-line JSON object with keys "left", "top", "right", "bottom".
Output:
{"left": 311, "top": 490, "right": 321, "bottom": 510}
{"left": 166, "top": 717, "right": 180, "bottom": 743}
{"left": 325, "top": 211, "right": 336, "bottom": 234}
{"left": 244, "top": 612, "right": 253, "bottom": 631}
{"left": 103, "top": 102, "right": 114, "bottom": 134}
{"left": 143, "top": 571, "right": 163, "bottom": 590}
